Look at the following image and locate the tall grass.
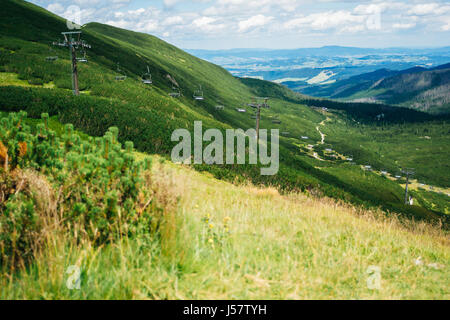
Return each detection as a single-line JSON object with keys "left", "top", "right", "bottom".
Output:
{"left": 2, "top": 158, "right": 448, "bottom": 300}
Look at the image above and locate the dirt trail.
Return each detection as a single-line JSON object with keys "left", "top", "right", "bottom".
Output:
{"left": 309, "top": 118, "right": 330, "bottom": 161}
{"left": 316, "top": 126, "right": 326, "bottom": 145}
{"left": 316, "top": 118, "right": 330, "bottom": 145}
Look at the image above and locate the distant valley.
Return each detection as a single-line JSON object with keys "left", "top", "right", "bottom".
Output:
{"left": 189, "top": 46, "right": 450, "bottom": 114}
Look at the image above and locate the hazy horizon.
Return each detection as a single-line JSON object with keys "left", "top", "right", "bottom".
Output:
{"left": 184, "top": 45, "right": 450, "bottom": 51}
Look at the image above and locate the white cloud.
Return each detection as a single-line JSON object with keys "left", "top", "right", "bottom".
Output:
{"left": 162, "top": 16, "right": 184, "bottom": 26}
{"left": 238, "top": 14, "right": 273, "bottom": 33}
{"left": 47, "top": 3, "right": 65, "bottom": 14}
{"left": 193, "top": 16, "right": 216, "bottom": 28}
{"left": 393, "top": 22, "right": 416, "bottom": 29}
{"left": 407, "top": 3, "right": 450, "bottom": 16}
{"left": 285, "top": 11, "right": 366, "bottom": 32}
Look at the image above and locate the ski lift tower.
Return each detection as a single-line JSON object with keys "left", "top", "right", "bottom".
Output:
{"left": 402, "top": 168, "right": 415, "bottom": 205}
{"left": 247, "top": 97, "right": 270, "bottom": 144}
{"left": 59, "top": 31, "right": 91, "bottom": 95}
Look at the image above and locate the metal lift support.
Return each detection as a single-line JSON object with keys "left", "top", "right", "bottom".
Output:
{"left": 247, "top": 97, "right": 269, "bottom": 144}
{"left": 402, "top": 168, "right": 415, "bottom": 205}
{"left": 59, "top": 31, "right": 91, "bottom": 96}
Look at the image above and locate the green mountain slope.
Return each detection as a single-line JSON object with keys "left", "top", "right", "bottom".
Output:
{"left": 302, "top": 64, "right": 450, "bottom": 115}
{"left": 0, "top": 0, "right": 449, "bottom": 223}
{"left": 1, "top": 112, "right": 448, "bottom": 299}
{"left": 375, "top": 66, "right": 450, "bottom": 114}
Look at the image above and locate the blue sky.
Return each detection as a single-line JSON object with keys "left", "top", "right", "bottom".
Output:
{"left": 28, "top": 0, "right": 450, "bottom": 49}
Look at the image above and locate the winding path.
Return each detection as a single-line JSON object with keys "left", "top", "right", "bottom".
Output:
{"left": 308, "top": 118, "right": 330, "bottom": 161}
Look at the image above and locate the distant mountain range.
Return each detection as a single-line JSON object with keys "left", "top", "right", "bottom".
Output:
{"left": 301, "top": 63, "right": 450, "bottom": 114}
{"left": 189, "top": 47, "right": 450, "bottom": 114}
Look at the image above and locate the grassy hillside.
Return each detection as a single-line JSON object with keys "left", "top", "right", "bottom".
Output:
{"left": 0, "top": 113, "right": 448, "bottom": 299}
{"left": 0, "top": 0, "right": 449, "bottom": 226}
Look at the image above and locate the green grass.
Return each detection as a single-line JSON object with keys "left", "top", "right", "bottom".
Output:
{"left": 344, "top": 88, "right": 387, "bottom": 101}
{"left": 320, "top": 116, "right": 450, "bottom": 187}
{"left": 1, "top": 154, "right": 448, "bottom": 299}
{"left": 0, "top": 0, "right": 449, "bottom": 226}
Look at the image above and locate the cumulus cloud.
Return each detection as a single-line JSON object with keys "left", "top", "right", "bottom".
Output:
{"left": 47, "top": 3, "right": 65, "bottom": 14}
{"left": 238, "top": 15, "right": 273, "bottom": 33}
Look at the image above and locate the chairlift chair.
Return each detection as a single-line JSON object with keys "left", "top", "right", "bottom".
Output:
{"left": 169, "top": 86, "right": 181, "bottom": 98}
{"left": 272, "top": 119, "right": 281, "bottom": 124}
{"left": 115, "top": 63, "right": 127, "bottom": 81}
{"left": 77, "top": 50, "right": 88, "bottom": 63}
{"left": 46, "top": 45, "right": 58, "bottom": 62}
{"left": 141, "top": 66, "right": 152, "bottom": 85}
{"left": 193, "top": 85, "right": 204, "bottom": 101}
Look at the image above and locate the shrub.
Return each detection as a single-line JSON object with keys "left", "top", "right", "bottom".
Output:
{"left": 0, "top": 112, "right": 179, "bottom": 269}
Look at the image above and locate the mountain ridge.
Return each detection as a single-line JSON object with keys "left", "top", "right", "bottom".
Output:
{"left": 301, "top": 63, "right": 450, "bottom": 114}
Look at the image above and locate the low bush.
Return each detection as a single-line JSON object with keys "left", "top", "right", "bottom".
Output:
{"left": 0, "top": 112, "right": 179, "bottom": 270}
